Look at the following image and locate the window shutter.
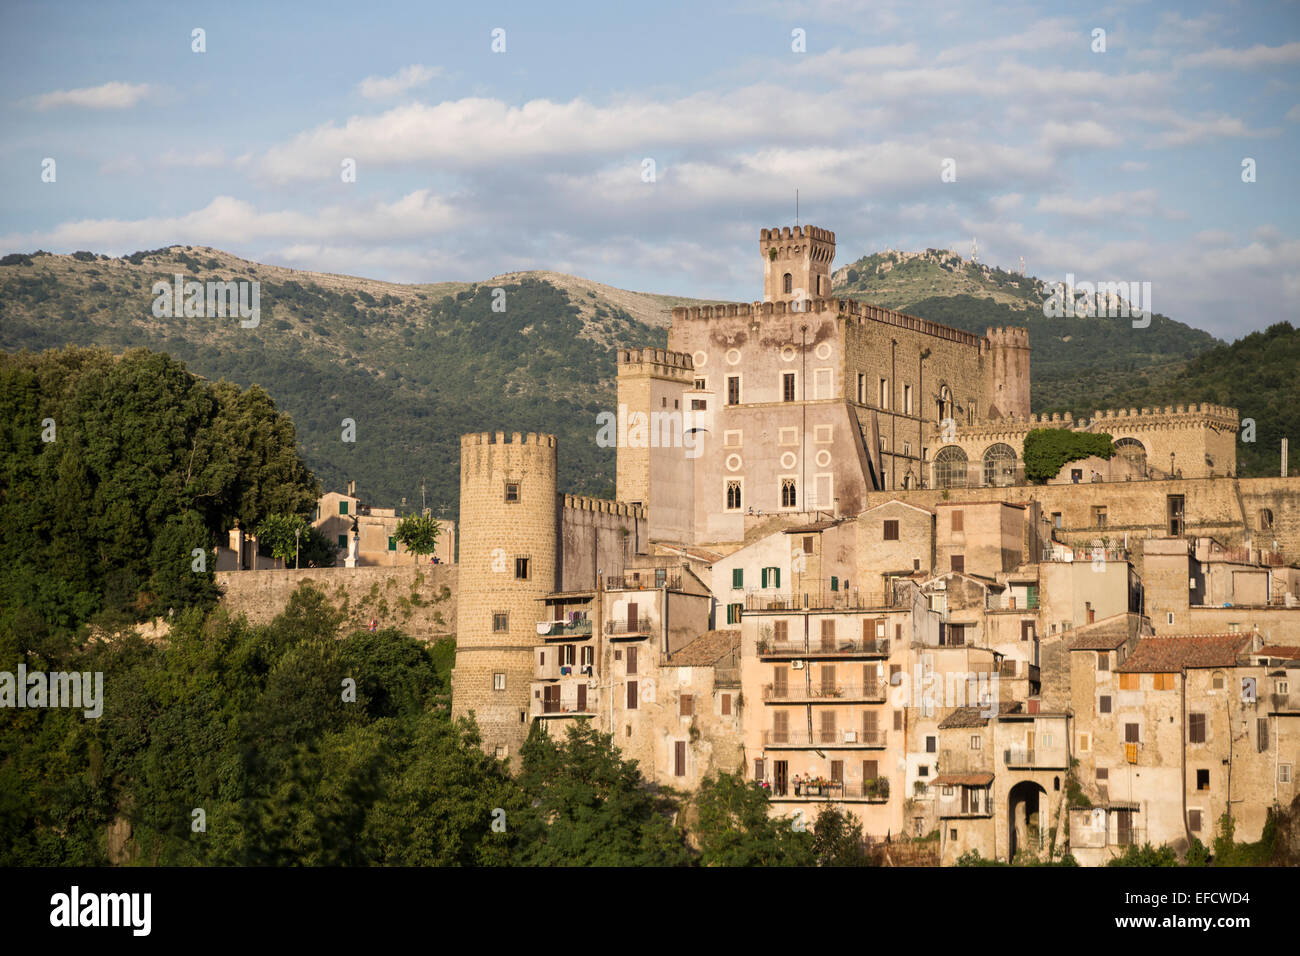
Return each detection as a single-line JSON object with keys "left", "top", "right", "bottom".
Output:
{"left": 721, "top": 693, "right": 731, "bottom": 716}
{"left": 577, "top": 683, "right": 587, "bottom": 711}
{"left": 675, "top": 740, "right": 686, "bottom": 777}
{"left": 893, "top": 710, "right": 902, "bottom": 731}
{"left": 774, "top": 568, "right": 781, "bottom": 588}
{"left": 627, "top": 646, "right": 638, "bottom": 675}
{"left": 1258, "top": 718, "right": 1270, "bottom": 752}
{"left": 733, "top": 568, "right": 743, "bottom": 589}
{"left": 627, "top": 681, "right": 638, "bottom": 709}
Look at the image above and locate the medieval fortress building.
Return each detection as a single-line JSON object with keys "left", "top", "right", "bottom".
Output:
{"left": 440, "top": 225, "right": 1300, "bottom": 862}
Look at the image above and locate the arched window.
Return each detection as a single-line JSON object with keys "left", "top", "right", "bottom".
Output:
{"left": 982, "top": 443, "right": 1017, "bottom": 487}
{"left": 934, "top": 446, "right": 968, "bottom": 489}
{"left": 781, "top": 478, "right": 797, "bottom": 508}
{"left": 1259, "top": 508, "right": 1274, "bottom": 531}
{"left": 726, "top": 480, "right": 742, "bottom": 510}
{"left": 783, "top": 273, "right": 793, "bottom": 294}
{"left": 1114, "top": 437, "right": 1147, "bottom": 475}
{"left": 937, "top": 385, "right": 953, "bottom": 423}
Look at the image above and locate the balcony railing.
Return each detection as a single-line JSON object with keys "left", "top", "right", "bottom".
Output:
{"left": 535, "top": 661, "right": 596, "bottom": 681}
{"left": 531, "top": 696, "right": 598, "bottom": 717}
{"left": 606, "top": 619, "right": 652, "bottom": 636}
{"left": 1003, "top": 747, "right": 1068, "bottom": 769}
{"left": 762, "top": 681, "right": 889, "bottom": 702}
{"left": 763, "top": 730, "right": 888, "bottom": 748}
{"left": 759, "top": 638, "right": 890, "bottom": 659}
{"left": 774, "top": 779, "right": 891, "bottom": 802}
{"left": 746, "top": 594, "right": 878, "bottom": 612}
{"left": 606, "top": 574, "right": 681, "bottom": 591}
{"left": 536, "top": 619, "right": 592, "bottom": 638}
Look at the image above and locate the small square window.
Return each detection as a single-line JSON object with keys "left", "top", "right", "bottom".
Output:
{"left": 691, "top": 399, "right": 707, "bottom": 411}
{"left": 694, "top": 377, "right": 706, "bottom": 390}
{"left": 1196, "top": 769, "right": 1210, "bottom": 791}
{"left": 1099, "top": 695, "right": 1112, "bottom": 714}
{"left": 1281, "top": 764, "right": 1293, "bottom": 783}
{"left": 515, "top": 557, "right": 530, "bottom": 579}
{"left": 339, "top": 500, "right": 349, "bottom": 515}
{"left": 504, "top": 482, "right": 520, "bottom": 503}
{"left": 492, "top": 612, "right": 508, "bottom": 633}
{"left": 970, "top": 735, "right": 981, "bottom": 750}
{"left": 493, "top": 673, "right": 506, "bottom": 691}
{"left": 883, "top": 520, "right": 899, "bottom": 541}
{"left": 918, "top": 765, "right": 929, "bottom": 777}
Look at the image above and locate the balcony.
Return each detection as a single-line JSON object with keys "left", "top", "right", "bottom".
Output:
{"left": 763, "top": 729, "right": 888, "bottom": 749}
{"left": 999, "top": 661, "right": 1041, "bottom": 683}
{"left": 759, "top": 638, "right": 890, "bottom": 659}
{"left": 530, "top": 685, "right": 599, "bottom": 718}
{"left": 746, "top": 594, "right": 877, "bottom": 611}
{"left": 606, "top": 618, "right": 653, "bottom": 637}
{"left": 762, "top": 681, "right": 889, "bottom": 703}
{"left": 771, "top": 779, "right": 891, "bottom": 803}
{"left": 536, "top": 618, "right": 592, "bottom": 638}
{"left": 1003, "top": 747, "right": 1069, "bottom": 769}
{"left": 535, "top": 660, "right": 596, "bottom": 681}
{"left": 606, "top": 574, "right": 681, "bottom": 591}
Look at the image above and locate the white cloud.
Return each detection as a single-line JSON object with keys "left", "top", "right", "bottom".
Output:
{"left": 1184, "top": 42, "right": 1300, "bottom": 69}
{"left": 1035, "top": 189, "right": 1163, "bottom": 221}
{"left": 357, "top": 65, "right": 441, "bottom": 99}
{"left": 33, "top": 81, "right": 153, "bottom": 110}
{"left": 1119, "top": 160, "right": 1149, "bottom": 172}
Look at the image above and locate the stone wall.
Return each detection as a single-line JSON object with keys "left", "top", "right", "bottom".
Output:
{"left": 216, "top": 564, "right": 456, "bottom": 640}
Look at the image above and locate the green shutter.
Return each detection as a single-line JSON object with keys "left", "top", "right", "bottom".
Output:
{"left": 339, "top": 501, "right": 348, "bottom": 515}
{"left": 760, "top": 568, "right": 768, "bottom": 588}
{"left": 831, "top": 576, "right": 838, "bottom": 592}
{"left": 732, "top": 568, "right": 743, "bottom": 589}
{"left": 388, "top": 536, "right": 396, "bottom": 551}
{"left": 774, "top": 568, "right": 781, "bottom": 588}
{"left": 337, "top": 534, "right": 347, "bottom": 548}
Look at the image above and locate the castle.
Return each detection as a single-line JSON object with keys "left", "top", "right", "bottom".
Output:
{"left": 450, "top": 225, "right": 1300, "bottom": 863}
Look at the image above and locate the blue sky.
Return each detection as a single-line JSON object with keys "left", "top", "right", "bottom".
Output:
{"left": 2, "top": 0, "right": 1298, "bottom": 339}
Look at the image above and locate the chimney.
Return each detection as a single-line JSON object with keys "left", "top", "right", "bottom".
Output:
{"left": 347, "top": 479, "right": 355, "bottom": 498}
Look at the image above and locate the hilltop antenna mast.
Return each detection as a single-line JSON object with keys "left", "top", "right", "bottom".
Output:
{"left": 1019, "top": 255, "right": 1025, "bottom": 275}
{"left": 970, "top": 237, "right": 979, "bottom": 264}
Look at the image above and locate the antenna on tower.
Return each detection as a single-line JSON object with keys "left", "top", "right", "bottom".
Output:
{"left": 970, "top": 237, "right": 979, "bottom": 264}
{"left": 1019, "top": 255, "right": 1025, "bottom": 275}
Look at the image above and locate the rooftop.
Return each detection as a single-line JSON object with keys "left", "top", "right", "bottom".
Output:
{"left": 665, "top": 630, "right": 740, "bottom": 668}
{"left": 1116, "top": 635, "right": 1251, "bottom": 673}
{"left": 938, "top": 701, "right": 1021, "bottom": 729}
{"left": 1069, "top": 612, "right": 1145, "bottom": 651}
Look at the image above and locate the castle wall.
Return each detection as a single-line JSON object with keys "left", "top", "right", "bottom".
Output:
{"left": 558, "top": 495, "right": 646, "bottom": 593}
{"left": 215, "top": 565, "right": 456, "bottom": 638}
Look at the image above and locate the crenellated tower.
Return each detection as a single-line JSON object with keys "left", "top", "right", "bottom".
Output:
{"left": 983, "top": 326, "right": 1031, "bottom": 420}
{"left": 452, "top": 431, "right": 558, "bottom": 764}
{"left": 761, "top": 225, "right": 836, "bottom": 304}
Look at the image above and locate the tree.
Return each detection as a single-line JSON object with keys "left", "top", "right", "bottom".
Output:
{"left": 394, "top": 513, "right": 441, "bottom": 566}
{"left": 255, "top": 513, "right": 309, "bottom": 568}
{"left": 1022, "top": 428, "right": 1114, "bottom": 483}
{"left": 812, "top": 805, "right": 872, "bottom": 866}
{"left": 693, "top": 772, "right": 815, "bottom": 866}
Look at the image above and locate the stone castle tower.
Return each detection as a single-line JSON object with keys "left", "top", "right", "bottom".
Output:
{"left": 451, "top": 431, "right": 558, "bottom": 763}
{"left": 761, "top": 225, "right": 835, "bottom": 303}
{"left": 983, "top": 326, "right": 1031, "bottom": 420}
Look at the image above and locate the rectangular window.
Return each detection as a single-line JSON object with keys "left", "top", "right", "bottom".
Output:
{"left": 950, "top": 554, "right": 964, "bottom": 573}
{"left": 691, "top": 399, "right": 706, "bottom": 411}
{"left": 1281, "top": 764, "right": 1293, "bottom": 783}
{"left": 1052, "top": 512, "right": 1062, "bottom": 529}
{"left": 754, "top": 758, "right": 765, "bottom": 782}
{"left": 337, "top": 534, "right": 348, "bottom": 548}
{"left": 803, "top": 536, "right": 814, "bottom": 554}
{"left": 1258, "top": 717, "right": 1270, "bottom": 752}
{"left": 504, "top": 482, "right": 520, "bottom": 503}
{"left": 1097, "top": 651, "right": 1109, "bottom": 671}
{"left": 1196, "top": 769, "right": 1209, "bottom": 791}
{"left": 1188, "top": 809, "right": 1202, "bottom": 832}
{"left": 727, "top": 603, "right": 742, "bottom": 625}
{"left": 627, "top": 681, "right": 638, "bottom": 709}
{"left": 1167, "top": 494, "right": 1185, "bottom": 536}
{"left": 781, "top": 479, "right": 797, "bottom": 508}
{"left": 856, "top": 373, "right": 865, "bottom": 404}
{"left": 732, "top": 568, "right": 744, "bottom": 589}
{"left": 883, "top": 520, "right": 899, "bottom": 541}
{"left": 782, "top": 373, "right": 796, "bottom": 402}
{"left": 339, "top": 500, "right": 349, "bottom": 515}
{"left": 492, "top": 612, "right": 508, "bottom": 633}
{"left": 1119, "top": 673, "right": 1139, "bottom": 690}
{"left": 904, "top": 384, "right": 913, "bottom": 415}
{"left": 951, "top": 510, "right": 964, "bottom": 533}
{"left": 1099, "top": 695, "right": 1112, "bottom": 714}
{"left": 626, "top": 646, "right": 638, "bottom": 675}
{"left": 694, "top": 377, "right": 706, "bottom": 391}
{"left": 515, "top": 557, "right": 530, "bottom": 580}
{"left": 773, "top": 620, "right": 789, "bottom": 642}
{"left": 721, "top": 693, "right": 732, "bottom": 716}
{"left": 1125, "top": 722, "right": 1140, "bottom": 743}
{"left": 493, "top": 673, "right": 506, "bottom": 691}
{"left": 726, "top": 480, "right": 742, "bottom": 510}
{"left": 674, "top": 740, "right": 686, "bottom": 777}
{"left": 1189, "top": 712, "right": 1206, "bottom": 743}
{"left": 831, "top": 576, "right": 838, "bottom": 592}
{"left": 893, "top": 710, "right": 903, "bottom": 731}
{"left": 387, "top": 535, "right": 397, "bottom": 552}
{"left": 926, "top": 735, "right": 937, "bottom": 754}
{"left": 728, "top": 376, "right": 740, "bottom": 405}
{"left": 878, "top": 378, "right": 889, "bottom": 409}
{"left": 971, "top": 735, "right": 982, "bottom": 750}
{"left": 680, "top": 694, "right": 694, "bottom": 717}
{"left": 1153, "top": 673, "right": 1176, "bottom": 690}
{"left": 761, "top": 567, "right": 781, "bottom": 589}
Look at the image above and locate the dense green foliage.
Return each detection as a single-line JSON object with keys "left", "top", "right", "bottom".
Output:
{"left": 0, "top": 250, "right": 670, "bottom": 518}
{"left": 1022, "top": 428, "right": 1114, "bottom": 483}
{"left": 0, "top": 347, "right": 319, "bottom": 635}
{"left": 693, "top": 772, "right": 816, "bottom": 866}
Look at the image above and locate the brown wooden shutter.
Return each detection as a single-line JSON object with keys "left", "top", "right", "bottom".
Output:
{"left": 821, "top": 710, "right": 837, "bottom": 743}
{"left": 627, "top": 602, "right": 638, "bottom": 631}
{"left": 862, "top": 759, "right": 878, "bottom": 780}
{"left": 577, "top": 683, "right": 587, "bottom": 712}
{"left": 820, "top": 618, "right": 835, "bottom": 651}
{"left": 1258, "top": 718, "right": 1270, "bottom": 752}
{"left": 754, "top": 758, "right": 765, "bottom": 781}
{"left": 830, "top": 760, "right": 843, "bottom": 784}
{"left": 773, "top": 710, "right": 789, "bottom": 743}
{"left": 893, "top": 709, "right": 902, "bottom": 731}
{"left": 773, "top": 665, "right": 788, "bottom": 696}
{"left": 822, "top": 665, "right": 836, "bottom": 696}
{"left": 721, "top": 693, "right": 731, "bottom": 716}
{"left": 675, "top": 740, "right": 686, "bottom": 777}
{"left": 627, "top": 680, "right": 638, "bottom": 709}
{"left": 627, "top": 646, "right": 638, "bottom": 675}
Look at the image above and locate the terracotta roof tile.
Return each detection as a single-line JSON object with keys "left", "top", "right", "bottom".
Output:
{"left": 665, "top": 630, "right": 740, "bottom": 668}
{"left": 938, "top": 701, "right": 1020, "bottom": 728}
{"left": 1257, "top": 644, "right": 1300, "bottom": 660}
{"left": 1069, "top": 613, "right": 1143, "bottom": 651}
{"left": 1116, "top": 635, "right": 1250, "bottom": 673}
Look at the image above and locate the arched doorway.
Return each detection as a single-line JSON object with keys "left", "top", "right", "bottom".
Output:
{"left": 1114, "top": 437, "right": 1147, "bottom": 476}
{"left": 1007, "top": 780, "right": 1048, "bottom": 861}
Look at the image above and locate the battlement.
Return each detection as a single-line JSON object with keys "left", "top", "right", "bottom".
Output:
{"left": 616, "top": 348, "right": 694, "bottom": 371}
{"left": 985, "top": 326, "right": 1030, "bottom": 348}
{"left": 562, "top": 494, "right": 646, "bottom": 519}
{"left": 460, "top": 431, "right": 558, "bottom": 448}
{"left": 761, "top": 225, "right": 836, "bottom": 245}
{"left": 933, "top": 402, "right": 1241, "bottom": 438}
{"left": 670, "top": 296, "right": 983, "bottom": 347}
{"left": 1087, "top": 404, "right": 1238, "bottom": 425}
